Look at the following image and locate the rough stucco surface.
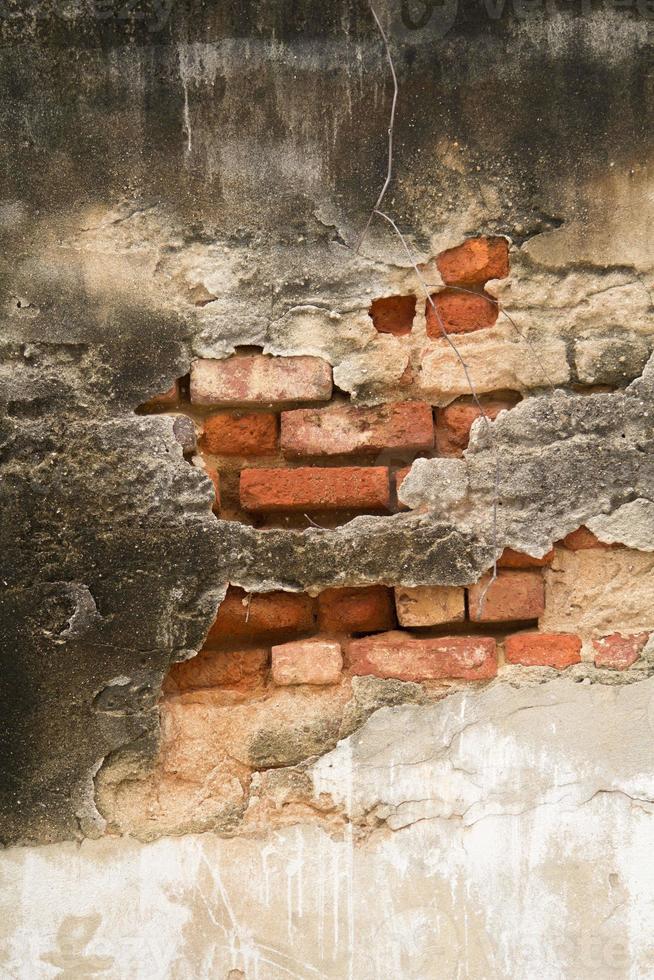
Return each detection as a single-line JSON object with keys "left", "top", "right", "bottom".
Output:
{"left": 1, "top": 0, "right": 654, "bottom": 974}
{"left": 3, "top": 676, "right": 654, "bottom": 979}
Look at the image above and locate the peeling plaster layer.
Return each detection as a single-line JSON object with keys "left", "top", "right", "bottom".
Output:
{"left": 3, "top": 678, "right": 654, "bottom": 978}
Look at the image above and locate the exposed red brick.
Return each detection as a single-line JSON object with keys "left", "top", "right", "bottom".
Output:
{"left": 435, "top": 401, "right": 512, "bottom": 456}
{"left": 593, "top": 632, "right": 650, "bottom": 670}
{"left": 426, "top": 289, "right": 498, "bottom": 337}
{"left": 203, "top": 411, "right": 278, "bottom": 456}
{"left": 348, "top": 631, "right": 497, "bottom": 681}
{"left": 369, "top": 294, "right": 416, "bottom": 335}
{"left": 505, "top": 632, "right": 582, "bottom": 668}
{"left": 281, "top": 401, "right": 434, "bottom": 458}
{"left": 190, "top": 355, "right": 332, "bottom": 406}
{"left": 205, "top": 466, "right": 221, "bottom": 513}
{"left": 206, "top": 587, "right": 315, "bottom": 645}
{"left": 394, "top": 465, "right": 412, "bottom": 510}
{"left": 468, "top": 570, "right": 545, "bottom": 623}
{"left": 498, "top": 548, "right": 555, "bottom": 569}
{"left": 317, "top": 586, "right": 396, "bottom": 633}
{"left": 271, "top": 638, "right": 343, "bottom": 686}
{"left": 561, "top": 527, "right": 613, "bottom": 550}
{"left": 164, "top": 648, "right": 268, "bottom": 695}
{"left": 143, "top": 381, "right": 179, "bottom": 408}
{"left": 436, "top": 236, "right": 509, "bottom": 286}
{"left": 240, "top": 466, "right": 391, "bottom": 513}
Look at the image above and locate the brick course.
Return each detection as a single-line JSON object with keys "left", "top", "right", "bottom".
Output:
{"left": 206, "top": 587, "right": 315, "bottom": 644}
{"left": 240, "top": 466, "right": 391, "bottom": 512}
{"left": 190, "top": 355, "right": 332, "bottom": 406}
{"left": 281, "top": 402, "right": 434, "bottom": 458}
{"left": 271, "top": 638, "right": 343, "bottom": 686}
{"left": 505, "top": 632, "right": 582, "bottom": 668}
{"left": 317, "top": 586, "right": 396, "bottom": 633}
{"left": 426, "top": 290, "right": 498, "bottom": 337}
{"left": 593, "top": 632, "right": 649, "bottom": 670}
{"left": 203, "top": 411, "right": 278, "bottom": 456}
{"left": 348, "top": 631, "right": 498, "bottom": 681}
{"left": 394, "top": 586, "right": 465, "bottom": 627}
{"left": 468, "top": 571, "right": 545, "bottom": 623}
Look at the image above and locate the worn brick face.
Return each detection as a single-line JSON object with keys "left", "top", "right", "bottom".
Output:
{"left": 561, "top": 527, "right": 613, "bottom": 550}
{"left": 498, "top": 548, "right": 555, "bottom": 569}
{"left": 426, "top": 290, "right": 498, "bottom": 337}
{"left": 164, "top": 648, "right": 269, "bottom": 695}
{"left": 505, "top": 632, "right": 582, "bottom": 668}
{"left": 369, "top": 294, "right": 416, "bottom": 335}
{"left": 394, "top": 586, "right": 465, "bottom": 627}
{"left": 593, "top": 632, "right": 649, "bottom": 670}
{"left": 468, "top": 571, "right": 545, "bottom": 622}
{"left": 317, "top": 586, "right": 396, "bottom": 633}
{"left": 206, "top": 587, "right": 315, "bottom": 644}
{"left": 203, "top": 411, "right": 278, "bottom": 456}
{"left": 435, "top": 401, "right": 513, "bottom": 456}
{"left": 436, "top": 236, "right": 509, "bottom": 286}
{"left": 190, "top": 355, "right": 332, "bottom": 406}
{"left": 348, "top": 631, "right": 497, "bottom": 681}
{"left": 240, "top": 466, "right": 391, "bottom": 512}
{"left": 281, "top": 401, "right": 434, "bottom": 458}
{"left": 271, "top": 638, "right": 343, "bottom": 686}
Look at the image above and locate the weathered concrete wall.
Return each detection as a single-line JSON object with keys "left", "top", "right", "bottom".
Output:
{"left": 1, "top": 0, "right": 653, "bottom": 975}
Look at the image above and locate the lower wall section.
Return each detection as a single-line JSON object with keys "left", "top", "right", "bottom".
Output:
{"left": 3, "top": 677, "right": 654, "bottom": 980}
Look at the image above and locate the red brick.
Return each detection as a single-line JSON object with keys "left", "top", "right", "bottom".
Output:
{"left": 394, "top": 466, "right": 412, "bottom": 510}
{"left": 206, "top": 586, "right": 315, "bottom": 645}
{"left": 348, "top": 631, "right": 497, "bottom": 681}
{"left": 317, "top": 586, "right": 396, "bottom": 633}
{"left": 164, "top": 648, "right": 268, "bottom": 694}
{"left": 281, "top": 401, "right": 434, "bottom": 458}
{"left": 426, "top": 289, "right": 498, "bottom": 337}
{"left": 505, "top": 632, "right": 582, "bottom": 668}
{"left": 240, "top": 466, "right": 390, "bottom": 513}
{"left": 435, "top": 401, "right": 512, "bottom": 456}
{"left": 561, "top": 527, "right": 613, "bottom": 550}
{"left": 468, "top": 571, "right": 545, "bottom": 623}
{"left": 203, "top": 411, "right": 278, "bottom": 456}
{"left": 436, "top": 236, "right": 509, "bottom": 286}
{"left": 271, "top": 638, "right": 343, "bottom": 686}
{"left": 498, "top": 548, "right": 555, "bottom": 569}
{"left": 190, "top": 355, "right": 332, "bottom": 406}
{"left": 369, "top": 294, "right": 416, "bottom": 335}
{"left": 593, "top": 632, "right": 649, "bottom": 670}
{"left": 143, "top": 381, "right": 179, "bottom": 408}
{"left": 204, "top": 466, "right": 221, "bottom": 513}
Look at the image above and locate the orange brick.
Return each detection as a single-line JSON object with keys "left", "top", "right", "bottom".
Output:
{"left": 317, "top": 586, "right": 396, "bottom": 633}
{"left": 281, "top": 402, "right": 434, "bottom": 458}
{"left": 393, "top": 465, "right": 412, "bottom": 509}
{"left": 142, "top": 381, "right": 179, "bottom": 408}
{"left": 203, "top": 411, "right": 278, "bottom": 456}
{"left": 190, "top": 355, "right": 332, "bottom": 406}
{"left": 468, "top": 571, "right": 545, "bottom": 623}
{"left": 436, "top": 236, "right": 509, "bottom": 286}
{"left": 561, "top": 527, "right": 613, "bottom": 550}
{"left": 271, "top": 638, "right": 343, "bottom": 686}
{"left": 426, "top": 289, "right": 498, "bottom": 337}
{"left": 240, "top": 466, "right": 391, "bottom": 513}
{"left": 205, "top": 466, "right": 221, "bottom": 513}
{"left": 348, "top": 631, "right": 497, "bottom": 681}
{"left": 498, "top": 548, "right": 555, "bottom": 569}
{"left": 505, "top": 632, "right": 582, "bottom": 668}
{"left": 435, "top": 401, "right": 512, "bottom": 456}
{"left": 164, "top": 648, "right": 268, "bottom": 694}
{"left": 593, "top": 632, "right": 649, "bottom": 670}
{"left": 369, "top": 294, "right": 416, "bottom": 335}
{"left": 206, "top": 587, "right": 315, "bottom": 645}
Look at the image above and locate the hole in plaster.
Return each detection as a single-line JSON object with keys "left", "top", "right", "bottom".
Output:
{"left": 369, "top": 294, "right": 416, "bottom": 335}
